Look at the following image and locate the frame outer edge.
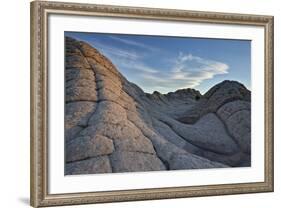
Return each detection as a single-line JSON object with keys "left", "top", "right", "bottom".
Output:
{"left": 30, "top": 1, "right": 35, "bottom": 207}
{"left": 268, "top": 16, "right": 274, "bottom": 192}
{"left": 30, "top": 1, "right": 40, "bottom": 207}
{"left": 30, "top": 1, "right": 274, "bottom": 207}
{"left": 264, "top": 16, "right": 274, "bottom": 192}
{"left": 270, "top": 17, "right": 275, "bottom": 192}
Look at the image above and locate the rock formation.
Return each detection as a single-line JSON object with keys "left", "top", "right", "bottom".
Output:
{"left": 65, "top": 36, "right": 251, "bottom": 175}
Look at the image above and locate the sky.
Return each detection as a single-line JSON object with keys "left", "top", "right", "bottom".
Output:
{"left": 65, "top": 31, "right": 251, "bottom": 94}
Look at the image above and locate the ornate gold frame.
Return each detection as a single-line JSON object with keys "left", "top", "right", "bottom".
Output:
{"left": 30, "top": 1, "right": 274, "bottom": 207}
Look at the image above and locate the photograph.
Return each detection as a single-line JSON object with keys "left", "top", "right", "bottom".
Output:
{"left": 30, "top": 1, "right": 273, "bottom": 206}
{"left": 64, "top": 32, "right": 252, "bottom": 175}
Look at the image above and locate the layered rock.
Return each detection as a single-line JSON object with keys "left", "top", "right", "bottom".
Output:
{"left": 65, "top": 36, "right": 251, "bottom": 175}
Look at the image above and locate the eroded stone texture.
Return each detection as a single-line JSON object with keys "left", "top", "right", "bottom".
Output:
{"left": 65, "top": 101, "right": 96, "bottom": 129}
{"left": 66, "top": 76, "right": 97, "bottom": 102}
{"left": 65, "top": 54, "right": 91, "bottom": 69}
{"left": 65, "top": 101, "right": 96, "bottom": 143}
{"left": 65, "top": 156, "right": 112, "bottom": 175}
{"left": 114, "top": 135, "right": 156, "bottom": 154}
{"left": 169, "top": 153, "right": 227, "bottom": 170}
{"left": 110, "top": 151, "right": 166, "bottom": 172}
{"left": 177, "top": 80, "right": 251, "bottom": 124}
{"left": 88, "top": 101, "right": 127, "bottom": 125}
{"left": 66, "top": 68, "right": 95, "bottom": 82}
{"left": 217, "top": 101, "right": 251, "bottom": 154}
{"left": 225, "top": 110, "right": 251, "bottom": 154}
{"left": 217, "top": 100, "right": 250, "bottom": 121}
{"left": 66, "top": 135, "right": 114, "bottom": 162}
{"left": 154, "top": 112, "right": 239, "bottom": 154}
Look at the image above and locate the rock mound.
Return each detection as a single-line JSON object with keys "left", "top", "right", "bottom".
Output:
{"left": 65, "top": 36, "right": 251, "bottom": 175}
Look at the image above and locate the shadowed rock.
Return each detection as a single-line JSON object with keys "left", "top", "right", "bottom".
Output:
{"left": 65, "top": 156, "right": 112, "bottom": 175}
{"left": 177, "top": 80, "right": 250, "bottom": 124}
{"left": 110, "top": 151, "right": 166, "bottom": 172}
{"left": 66, "top": 135, "right": 114, "bottom": 162}
{"left": 64, "top": 36, "right": 251, "bottom": 175}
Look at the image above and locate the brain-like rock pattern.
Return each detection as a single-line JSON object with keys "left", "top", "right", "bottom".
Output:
{"left": 217, "top": 100, "right": 251, "bottom": 154}
{"left": 65, "top": 36, "right": 251, "bottom": 175}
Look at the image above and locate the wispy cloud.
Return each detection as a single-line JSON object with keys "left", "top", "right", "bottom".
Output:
{"left": 108, "top": 36, "right": 161, "bottom": 52}
{"left": 137, "top": 52, "right": 229, "bottom": 93}
{"left": 88, "top": 40, "right": 160, "bottom": 75}
{"left": 171, "top": 52, "right": 228, "bottom": 81}
{"left": 131, "top": 64, "right": 159, "bottom": 73}
{"left": 90, "top": 41, "right": 141, "bottom": 61}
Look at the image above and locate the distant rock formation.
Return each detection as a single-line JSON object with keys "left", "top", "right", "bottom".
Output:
{"left": 65, "top": 36, "right": 251, "bottom": 175}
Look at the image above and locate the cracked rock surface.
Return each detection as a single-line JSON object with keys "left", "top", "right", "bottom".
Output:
{"left": 65, "top": 37, "right": 251, "bottom": 175}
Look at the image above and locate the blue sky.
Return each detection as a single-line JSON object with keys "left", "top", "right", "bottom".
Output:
{"left": 65, "top": 31, "right": 251, "bottom": 94}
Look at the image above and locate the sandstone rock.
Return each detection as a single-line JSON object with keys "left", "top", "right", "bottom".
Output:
{"left": 95, "top": 120, "right": 143, "bottom": 141}
{"left": 139, "top": 128, "right": 189, "bottom": 167}
{"left": 169, "top": 153, "right": 228, "bottom": 170}
{"left": 217, "top": 100, "right": 250, "bottom": 121}
{"left": 195, "top": 148, "right": 250, "bottom": 167}
{"left": 65, "top": 37, "right": 82, "bottom": 55}
{"left": 88, "top": 101, "right": 127, "bottom": 125}
{"left": 65, "top": 101, "right": 96, "bottom": 129}
{"left": 65, "top": 156, "right": 112, "bottom": 175}
{"left": 96, "top": 77, "right": 122, "bottom": 91}
{"left": 88, "top": 58, "right": 120, "bottom": 79}
{"left": 65, "top": 101, "right": 96, "bottom": 143}
{"left": 225, "top": 110, "right": 251, "bottom": 153}
{"left": 78, "top": 42, "right": 100, "bottom": 57}
{"left": 166, "top": 88, "right": 202, "bottom": 100}
{"left": 117, "top": 91, "right": 139, "bottom": 112}
{"left": 114, "top": 134, "right": 156, "bottom": 154}
{"left": 66, "top": 85, "right": 97, "bottom": 102}
{"left": 217, "top": 100, "right": 251, "bottom": 154}
{"left": 65, "top": 69, "right": 97, "bottom": 102}
{"left": 177, "top": 80, "right": 251, "bottom": 124}
{"left": 78, "top": 120, "right": 143, "bottom": 142}
{"left": 204, "top": 80, "right": 250, "bottom": 101}
{"left": 152, "top": 118, "right": 199, "bottom": 153}
{"left": 98, "top": 87, "right": 121, "bottom": 101}
{"left": 65, "top": 44, "right": 82, "bottom": 56}
{"left": 65, "top": 126, "right": 83, "bottom": 144}
{"left": 66, "top": 76, "right": 96, "bottom": 89}
{"left": 65, "top": 54, "right": 91, "bottom": 69}
{"left": 110, "top": 151, "right": 166, "bottom": 172}
{"left": 66, "top": 135, "right": 114, "bottom": 162}
{"left": 126, "top": 109, "right": 154, "bottom": 134}
{"left": 65, "top": 68, "right": 95, "bottom": 82}
{"left": 154, "top": 112, "right": 239, "bottom": 154}
{"left": 152, "top": 116, "right": 250, "bottom": 167}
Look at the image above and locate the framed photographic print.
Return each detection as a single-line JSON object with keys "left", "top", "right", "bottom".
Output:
{"left": 30, "top": 1, "right": 274, "bottom": 207}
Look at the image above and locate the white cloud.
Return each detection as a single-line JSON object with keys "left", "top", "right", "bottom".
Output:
{"left": 92, "top": 42, "right": 141, "bottom": 61}
{"left": 133, "top": 64, "right": 159, "bottom": 73}
{"left": 138, "top": 52, "right": 229, "bottom": 93}
{"left": 108, "top": 36, "right": 160, "bottom": 52}
{"left": 90, "top": 41, "right": 160, "bottom": 74}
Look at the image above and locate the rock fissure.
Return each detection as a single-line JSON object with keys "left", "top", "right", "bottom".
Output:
{"left": 224, "top": 109, "right": 250, "bottom": 121}
{"left": 122, "top": 98, "right": 169, "bottom": 169}
{"left": 215, "top": 112, "right": 243, "bottom": 151}
{"left": 156, "top": 116, "right": 237, "bottom": 156}
{"left": 65, "top": 100, "right": 97, "bottom": 104}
